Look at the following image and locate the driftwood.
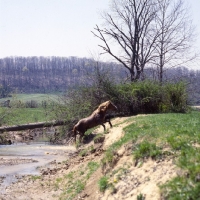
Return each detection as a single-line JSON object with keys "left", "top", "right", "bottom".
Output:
{"left": 0, "top": 120, "right": 69, "bottom": 133}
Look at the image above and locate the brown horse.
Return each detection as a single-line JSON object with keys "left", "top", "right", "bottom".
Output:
{"left": 73, "top": 100, "right": 117, "bottom": 142}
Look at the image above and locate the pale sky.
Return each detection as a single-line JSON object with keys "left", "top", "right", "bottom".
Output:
{"left": 0, "top": 0, "right": 110, "bottom": 59}
{"left": 0, "top": 0, "right": 200, "bottom": 69}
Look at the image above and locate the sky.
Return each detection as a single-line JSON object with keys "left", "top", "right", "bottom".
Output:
{"left": 0, "top": 0, "right": 200, "bottom": 69}
{"left": 0, "top": 0, "right": 110, "bottom": 59}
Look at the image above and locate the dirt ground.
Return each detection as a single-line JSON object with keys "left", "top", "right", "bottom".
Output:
{"left": 0, "top": 116, "right": 179, "bottom": 200}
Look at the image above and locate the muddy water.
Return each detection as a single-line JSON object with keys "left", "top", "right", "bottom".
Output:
{"left": 0, "top": 142, "right": 76, "bottom": 193}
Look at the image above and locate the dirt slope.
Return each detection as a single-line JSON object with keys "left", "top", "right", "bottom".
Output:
{"left": 0, "top": 116, "right": 178, "bottom": 200}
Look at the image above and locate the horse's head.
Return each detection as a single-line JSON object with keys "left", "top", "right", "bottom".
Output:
{"left": 107, "top": 100, "right": 118, "bottom": 111}
{"left": 98, "top": 100, "right": 118, "bottom": 112}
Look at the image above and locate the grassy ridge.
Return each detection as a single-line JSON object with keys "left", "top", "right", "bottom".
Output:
{"left": 103, "top": 111, "right": 200, "bottom": 154}
{"left": 100, "top": 111, "right": 200, "bottom": 199}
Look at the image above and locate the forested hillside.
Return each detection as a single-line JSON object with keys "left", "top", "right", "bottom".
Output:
{"left": 0, "top": 56, "right": 200, "bottom": 104}
{"left": 0, "top": 56, "right": 126, "bottom": 94}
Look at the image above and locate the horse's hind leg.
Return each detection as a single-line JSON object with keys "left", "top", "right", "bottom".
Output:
{"left": 108, "top": 120, "right": 112, "bottom": 128}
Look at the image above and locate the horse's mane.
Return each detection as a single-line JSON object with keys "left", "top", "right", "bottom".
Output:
{"left": 97, "top": 100, "right": 111, "bottom": 112}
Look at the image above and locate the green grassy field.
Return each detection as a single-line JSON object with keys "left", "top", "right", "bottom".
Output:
{"left": 0, "top": 93, "right": 63, "bottom": 125}
{"left": 0, "top": 107, "right": 53, "bottom": 125}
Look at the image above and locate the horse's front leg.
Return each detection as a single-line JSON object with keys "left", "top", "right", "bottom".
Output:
{"left": 108, "top": 120, "right": 112, "bottom": 128}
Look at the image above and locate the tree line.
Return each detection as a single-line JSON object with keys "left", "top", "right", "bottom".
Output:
{"left": 0, "top": 56, "right": 126, "bottom": 94}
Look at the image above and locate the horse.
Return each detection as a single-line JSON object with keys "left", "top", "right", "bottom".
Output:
{"left": 72, "top": 100, "right": 117, "bottom": 142}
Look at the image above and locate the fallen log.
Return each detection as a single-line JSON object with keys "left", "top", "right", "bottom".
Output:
{"left": 0, "top": 113, "right": 122, "bottom": 134}
{"left": 0, "top": 120, "right": 70, "bottom": 133}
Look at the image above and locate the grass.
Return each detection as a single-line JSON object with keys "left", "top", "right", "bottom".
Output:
{"left": 0, "top": 93, "right": 61, "bottom": 125}
{"left": 137, "top": 193, "right": 146, "bottom": 200}
{"left": 0, "top": 107, "right": 52, "bottom": 125}
{"left": 160, "top": 176, "right": 200, "bottom": 200}
{"left": 0, "top": 93, "right": 59, "bottom": 104}
{"left": 104, "top": 111, "right": 200, "bottom": 154}
{"left": 86, "top": 161, "right": 100, "bottom": 179}
{"left": 100, "top": 111, "right": 200, "bottom": 198}
{"left": 30, "top": 175, "right": 41, "bottom": 181}
{"left": 133, "top": 141, "right": 162, "bottom": 160}
{"left": 98, "top": 176, "right": 109, "bottom": 192}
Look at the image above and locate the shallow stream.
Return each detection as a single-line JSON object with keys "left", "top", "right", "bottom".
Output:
{"left": 0, "top": 142, "right": 75, "bottom": 193}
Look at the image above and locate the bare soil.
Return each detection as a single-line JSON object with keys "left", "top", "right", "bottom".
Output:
{"left": 0, "top": 116, "right": 179, "bottom": 200}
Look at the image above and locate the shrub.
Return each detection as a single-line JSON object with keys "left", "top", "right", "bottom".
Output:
{"left": 25, "top": 100, "right": 38, "bottom": 108}
{"left": 88, "top": 79, "right": 188, "bottom": 115}
{"left": 162, "top": 82, "right": 188, "bottom": 113}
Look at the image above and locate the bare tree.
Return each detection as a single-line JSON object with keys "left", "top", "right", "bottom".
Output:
{"left": 92, "top": 0, "right": 197, "bottom": 82}
{"left": 92, "top": 0, "right": 158, "bottom": 81}
{"left": 154, "top": 0, "right": 196, "bottom": 83}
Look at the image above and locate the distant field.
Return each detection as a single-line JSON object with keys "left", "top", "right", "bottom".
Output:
{"left": 0, "top": 93, "right": 69, "bottom": 125}
{"left": 0, "top": 93, "right": 61, "bottom": 104}
{"left": 0, "top": 107, "right": 53, "bottom": 125}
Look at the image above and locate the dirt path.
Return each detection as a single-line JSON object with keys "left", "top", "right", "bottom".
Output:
{"left": 0, "top": 117, "right": 178, "bottom": 200}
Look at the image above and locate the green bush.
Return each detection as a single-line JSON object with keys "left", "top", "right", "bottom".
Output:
{"left": 101, "top": 80, "right": 188, "bottom": 114}
{"left": 89, "top": 78, "right": 188, "bottom": 115}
